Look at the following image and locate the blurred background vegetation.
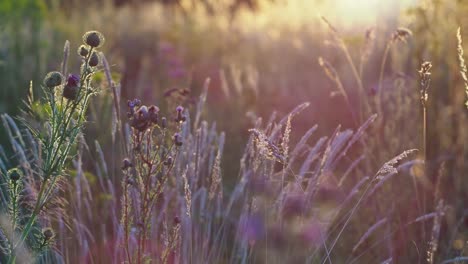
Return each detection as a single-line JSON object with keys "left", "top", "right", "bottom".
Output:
{"left": 0, "top": 0, "right": 467, "bottom": 262}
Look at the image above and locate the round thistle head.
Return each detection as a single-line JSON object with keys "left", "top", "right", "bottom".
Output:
{"left": 148, "top": 105, "right": 160, "bottom": 124}
{"left": 43, "top": 228, "right": 55, "bottom": 240}
{"left": 66, "top": 74, "right": 80, "bottom": 87}
{"left": 88, "top": 52, "right": 100, "bottom": 67}
{"left": 9, "top": 170, "right": 20, "bottom": 182}
{"left": 164, "top": 156, "right": 173, "bottom": 166}
{"left": 78, "top": 45, "right": 89, "bottom": 57}
{"left": 122, "top": 158, "right": 133, "bottom": 170}
{"left": 83, "top": 31, "right": 105, "bottom": 48}
{"left": 63, "top": 85, "right": 79, "bottom": 100}
{"left": 137, "top": 105, "right": 149, "bottom": 119}
{"left": 148, "top": 105, "right": 160, "bottom": 114}
{"left": 43, "top": 71, "right": 64, "bottom": 88}
{"left": 63, "top": 74, "right": 81, "bottom": 100}
{"left": 175, "top": 105, "right": 186, "bottom": 123}
{"left": 173, "top": 133, "right": 183, "bottom": 147}
{"left": 130, "top": 105, "right": 153, "bottom": 131}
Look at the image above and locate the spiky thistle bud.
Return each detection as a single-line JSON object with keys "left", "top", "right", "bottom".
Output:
{"left": 161, "top": 117, "right": 167, "bottom": 129}
{"left": 148, "top": 105, "right": 160, "bottom": 124}
{"left": 88, "top": 51, "right": 100, "bottom": 67}
{"left": 173, "top": 133, "right": 183, "bottom": 147}
{"left": 163, "top": 156, "right": 173, "bottom": 166}
{"left": 78, "top": 45, "right": 89, "bottom": 57}
{"left": 43, "top": 228, "right": 55, "bottom": 241}
{"left": 175, "top": 105, "right": 186, "bottom": 123}
{"left": 63, "top": 74, "right": 80, "bottom": 100}
{"left": 83, "top": 31, "right": 105, "bottom": 48}
{"left": 9, "top": 170, "right": 20, "bottom": 182}
{"left": 122, "top": 158, "right": 133, "bottom": 170}
{"left": 44, "top": 71, "right": 64, "bottom": 88}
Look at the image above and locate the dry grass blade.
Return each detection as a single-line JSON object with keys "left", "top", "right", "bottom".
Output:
{"left": 352, "top": 217, "right": 388, "bottom": 253}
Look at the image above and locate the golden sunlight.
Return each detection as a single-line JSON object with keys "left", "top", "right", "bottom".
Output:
{"left": 327, "top": 0, "right": 418, "bottom": 27}
{"left": 235, "top": 0, "right": 419, "bottom": 32}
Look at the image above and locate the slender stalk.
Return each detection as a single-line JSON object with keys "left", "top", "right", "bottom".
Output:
{"left": 377, "top": 43, "right": 392, "bottom": 116}
{"left": 340, "top": 41, "right": 371, "bottom": 121}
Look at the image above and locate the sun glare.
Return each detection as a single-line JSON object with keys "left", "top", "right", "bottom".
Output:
{"left": 236, "top": 0, "right": 419, "bottom": 32}
{"left": 329, "top": 0, "right": 418, "bottom": 27}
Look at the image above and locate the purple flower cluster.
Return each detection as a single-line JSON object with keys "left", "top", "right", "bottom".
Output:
{"left": 127, "top": 99, "right": 160, "bottom": 131}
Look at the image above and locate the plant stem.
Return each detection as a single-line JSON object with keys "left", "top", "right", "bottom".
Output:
{"left": 378, "top": 43, "right": 391, "bottom": 116}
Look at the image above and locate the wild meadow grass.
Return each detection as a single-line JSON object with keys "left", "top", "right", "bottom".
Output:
{"left": 0, "top": 1, "right": 467, "bottom": 263}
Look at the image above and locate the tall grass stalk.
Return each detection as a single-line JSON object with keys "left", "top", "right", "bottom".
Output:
{"left": 456, "top": 27, "right": 468, "bottom": 109}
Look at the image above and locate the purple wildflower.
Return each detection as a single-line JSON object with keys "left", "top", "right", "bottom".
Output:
{"left": 67, "top": 74, "right": 80, "bottom": 87}
{"left": 173, "top": 133, "right": 183, "bottom": 147}
{"left": 175, "top": 105, "right": 186, "bottom": 123}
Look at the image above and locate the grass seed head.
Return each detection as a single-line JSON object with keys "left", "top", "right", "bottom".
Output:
{"left": 392, "top": 27, "right": 413, "bottom": 43}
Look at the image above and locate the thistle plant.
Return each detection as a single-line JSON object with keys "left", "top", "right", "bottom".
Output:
{"left": 120, "top": 100, "right": 184, "bottom": 263}
{"left": 0, "top": 30, "right": 106, "bottom": 263}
